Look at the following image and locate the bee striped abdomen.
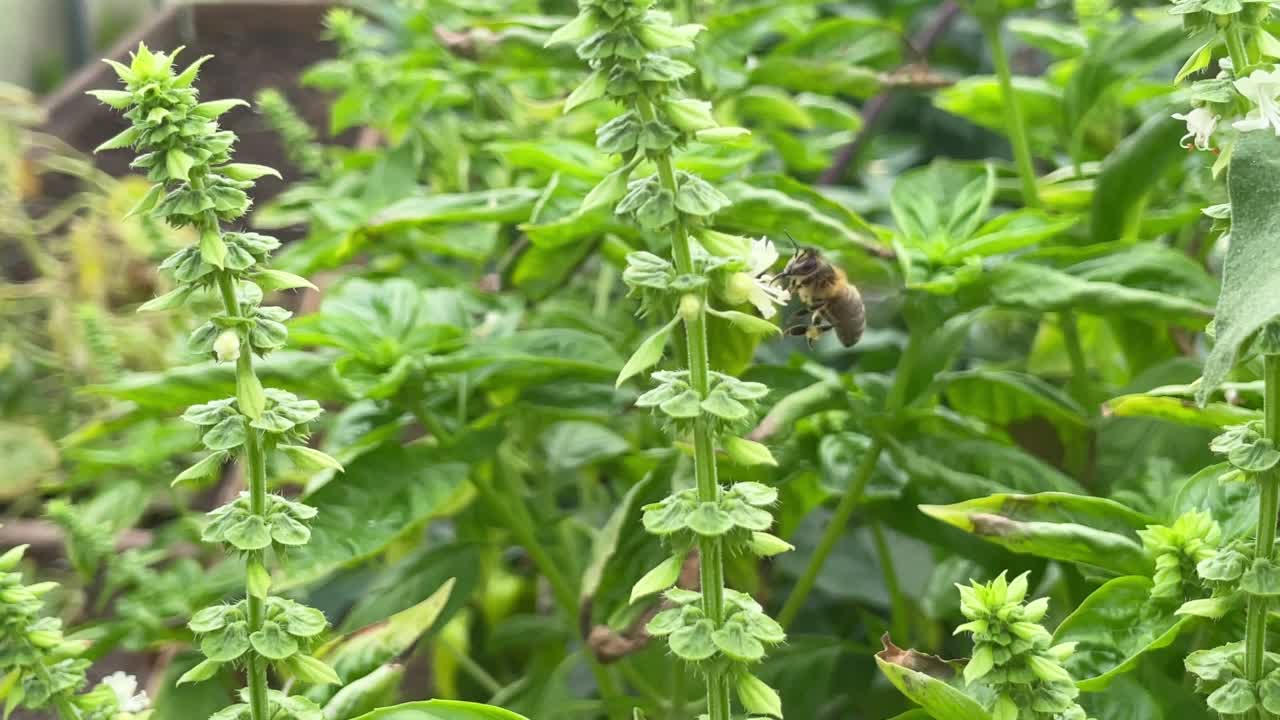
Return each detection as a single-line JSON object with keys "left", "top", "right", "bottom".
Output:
{"left": 825, "top": 284, "right": 865, "bottom": 347}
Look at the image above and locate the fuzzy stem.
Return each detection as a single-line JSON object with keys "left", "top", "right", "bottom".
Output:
{"left": 1225, "top": 22, "right": 1252, "bottom": 78}
{"left": 1246, "top": 354, "right": 1280, "bottom": 718}
{"left": 778, "top": 329, "right": 920, "bottom": 629}
{"left": 635, "top": 94, "right": 730, "bottom": 720}
{"left": 982, "top": 15, "right": 1040, "bottom": 209}
{"left": 216, "top": 266, "right": 269, "bottom": 720}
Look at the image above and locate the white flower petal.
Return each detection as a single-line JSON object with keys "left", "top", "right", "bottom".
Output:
{"left": 101, "top": 671, "right": 150, "bottom": 713}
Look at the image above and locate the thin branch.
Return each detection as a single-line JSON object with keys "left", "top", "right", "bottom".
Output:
{"left": 819, "top": 1, "right": 962, "bottom": 186}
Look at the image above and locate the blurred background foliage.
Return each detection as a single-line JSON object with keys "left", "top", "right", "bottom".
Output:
{"left": 0, "top": 0, "right": 1242, "bottom": 718}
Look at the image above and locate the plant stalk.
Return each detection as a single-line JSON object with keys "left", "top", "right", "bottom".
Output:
{"left": 216, "top": 267, "right": 270, "bottom": 720}
{"left": 1225, "top": 22, "right": 1252, "bottom": 77}
{"left": 778, "top": 329, "right": 920, "bottom": 629}
{"left": 981, "top": 15, "right": 1040, "bottom": 209}
{"left": 472, "top": 469, "right": 626, "bottom": 717}
{"left": 1246, "top": 354, "right": 1280, "bottom": 718}
{"left": 636, "top": 94, "right": 731, "bottom": 720}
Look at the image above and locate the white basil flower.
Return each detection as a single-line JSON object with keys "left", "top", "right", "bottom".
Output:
{"left": 1233, "top": 68, "right": 1280, "bottom": 135}
{"left": 1172, "top": 107, "right": 1219, "bottom": 150}
{"left": 101, "top": 671, "right": 150, "bottom": 714}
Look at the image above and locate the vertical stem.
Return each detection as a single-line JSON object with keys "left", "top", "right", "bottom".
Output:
{"left": 216, "top": 268, "right": 269, "bottom": 720}
{"left": 636, "top": 94, "right": 730, "bottom": 720}
{"left": 778, "top": 329, "right": 920, "bottom": 629}
{"left": 777, "top": 436, "right": 884, "bottom": 630}
{"left": 1245, "top": 355, "right": 1280, "bottom": 718}
{"left": 870, "top": 521, "right": 910, "bottom": 645}
{"left": 982, "top": 15, "right": 1040, "bottom": 209}
{"left": 1225, "top": 22, "right": 1251, "bottom": 77}
{"left": 1059, "top": 311, "right": 1092, "bottom": 408}
{"left": 473, "top": 469, "right": 626, "bottom": 718}
{"left": 668, "top": 660, "right": 686, "bottom": 720}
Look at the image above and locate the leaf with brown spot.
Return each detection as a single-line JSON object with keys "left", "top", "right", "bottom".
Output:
{"left": 875, "top": 634, "right": 991, "bottom": 720}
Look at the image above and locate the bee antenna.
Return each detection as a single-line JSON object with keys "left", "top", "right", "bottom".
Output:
{"left": 782, "top": 230, "right": 799, "bottom": 256}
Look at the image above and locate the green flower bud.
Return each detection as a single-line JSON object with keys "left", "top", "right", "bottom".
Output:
{"left": 665, "top": 97, "right": 717, "bottom": 132}
{"left": 748, "top": 531, "right": 793, "bottom": 557}
{"left": 0, "top": 544, "right": 28, "bottom": 571}
{"left": 734, "top": 672, "right": 783, "bottom": 718}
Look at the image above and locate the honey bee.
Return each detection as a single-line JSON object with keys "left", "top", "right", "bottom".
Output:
{"left": 773, "top": 238, "right": 865, "bottom": 348}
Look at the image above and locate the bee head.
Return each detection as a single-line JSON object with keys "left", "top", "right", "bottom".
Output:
{"left": 779, "top": 245, "right": 822, "bottom": 278}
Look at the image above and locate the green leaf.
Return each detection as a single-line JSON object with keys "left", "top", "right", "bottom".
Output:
{"left": 708, "top": 309, "right": 781, "bottom": 337}
{"left": 891, "top": 161, "right": 995, "bottom": 252}
{"left": 1208, "top": 678, "right": 1257, "bottom": 715}
{"left": 138, "top": 286, "right": 194, "bottom": 313}
{"left": 255, "top": 269, "right": 318, "bottom": 292}
{"left": 945, "top": 210, "right": 1078, "bottom": 261}
{"left": 348, "top": 700, "right": 531, "bottom": 720}
{"left": 224, "top": 514, "right": 272, "bottom": 551}
{"left": 734, "top": 671, "right": 784, "bottom": 718}
{"left": 191, "top": 97, "right": 246, "bottom": 118}
{"left": 617, "top": 317, "right": 679, "bottom": 387}
{"left": 173, "top": 451, "right": 230, "bottom": 486}
{"left": 201, "top": 621, "right": 251, "bottom": 662}
{"left": 94, "top": 125, "right": 142, "bottom": 153}
{"left": 964, "top": 645, "right": 994, "bottom": 685}
{"left": 202, "top": 416, "right": 247, "bottom": 451}
{"left": 722, "top": 436, "right": 777, "bottom": 466}
{"left": 631, "top": 554, "right": 686, "bottom": 604}
{"left": 250, "top": 621, "right": 299, "bottom": 660}
{"left": 281, "top": 443, "right": 470, "bottom": 587}
{"left": 1200, "top": 132, "right": 1280, "bottom": 402}
{"left": 236, "top": 355, "right": 266, "bottom": 420}
{"left": 748, "top": 57, "right": 880, "bottom": 98}
{"left": 920, "top": 493, "right": 1154, "bottom": 576}
{"left": 686, "top": 501, "right": 734, "bottom": 537}
{"left": 1175, "top": 39, "right": 1216, "bottom": 82}
{"left": 1242, "top": 558, "right": 1280, "bottom": 596}
{"left": 288, "top": 279, "right": 461, "bottom": 366}
{"left": 367, "top": 189, "right": 540, "bottom": 232}
{"left": 581, "top": 475, "right": 654, "bottom": 604}
{"left": 321, "top": 664, "right": 404, "bottom": 720}
{"left": 935, "top": 76, "right": 1062, "bottom": 156}
{"left": 717, "top": 180, "right": 887, "bottom": 258}
{"left": 166, "top": 149, "right": 196, "bottom": 182}
{"left": 659, "top": 388, "right": 703, "bottom": 419}
{"left": 286, "top": 654, "right": 342, "bottom": 686}
{"left": 1091, "top": 114, "right": 1186, "bottom": 244}
{"left": 875, "top": 637, "right": 990, "bottom": 720}
{"left": 1173, "top": 462, "right": 1259, "bottom": 541}
{"left": 0, "top": 423, "right": 58, "bottom": 500}
{"left": 200, "top": 228, "right": 229, "bottom": 269}
{"left": 246, "top": 562, "right": 271, "bottom": 599}
{"left": 669, "top": 618, "right": 717, "bottom": 661}
{"left": 316, "top": 579, "right": 455, "bottom": 693}
{"left": 712, "top": 620, "right": 765, "bottom": 662}
{"left": 701, "top": 388, "right": 750, "bottom": 421}
{"left": 961, "top": 261, "right": 1212, "bottom": 327}
{"left": 937, "top": 369, "right": 1088, "bottom": 430}
{"left": 220, "top": 163, "right": 281, "bottom": 181}
{"left": 279, "top": 444, "right": 344, "bottom": 472}
{"left": 1103, "top": 394, "right": 1259, "bottom": 430}
{"left": 176, "top": 659, "right": 222, "bottom": 686}
{"left": 1052, "top": 576, "right": 1192, "bottom": 690}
